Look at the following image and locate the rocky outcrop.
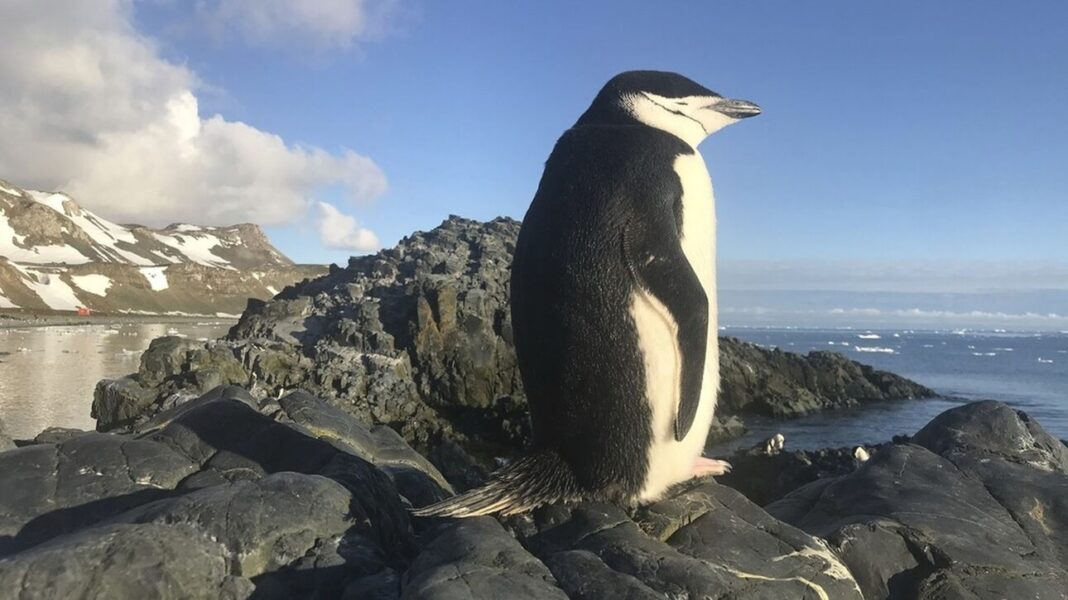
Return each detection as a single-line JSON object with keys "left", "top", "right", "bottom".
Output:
{"left": 719, "top": 337, "right": 933, "bottom": 417}
{"left": 91, "top": 216, "right": 934, "bottom": 489}
{"left": 0, "top": 386, "right": 441, "bottom": 598}
{"left": 2, "top": 381, "right": 1063, "bottom": 599}
{"left": 767, "top": 401, "right": 1068, "bottom": 599}
{"left": 0, "top": 385, "right": 867, "bottom": 600}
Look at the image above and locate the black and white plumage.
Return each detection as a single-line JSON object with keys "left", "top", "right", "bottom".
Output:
{"left": 413, "top": 71, "right": 760, "bottom": 518}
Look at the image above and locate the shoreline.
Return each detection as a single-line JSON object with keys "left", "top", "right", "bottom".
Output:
{"left": 0, "top": 310, "right": 238, "bottom": 329}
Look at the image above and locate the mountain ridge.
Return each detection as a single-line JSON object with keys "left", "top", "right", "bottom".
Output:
{"left": 0, "top": 178, "right": 325, "bottom": 315}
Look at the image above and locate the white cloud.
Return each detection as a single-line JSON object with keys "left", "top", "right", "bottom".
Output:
{"left": 0, "top": 0, "right": 386, "bottom": 230}
{"left": 195, "top": 0, "right": 399, "bottom": 50}
{"left": 317, "top": 201, "right": 380, "bottom": 251}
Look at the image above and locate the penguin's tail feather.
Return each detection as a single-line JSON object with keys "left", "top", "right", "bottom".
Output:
{"left": 410, "top": 450, "right": 582, "bottom": 518}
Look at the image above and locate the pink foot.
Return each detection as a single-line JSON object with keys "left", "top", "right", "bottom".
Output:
{"left": 692, "top": 457, "right": 732, "bottom": 478}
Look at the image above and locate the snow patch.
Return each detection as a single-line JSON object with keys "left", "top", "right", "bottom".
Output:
{"left": 140, "top": 266, "right": 169, "bottom": 291}
{"left": 19, "top": 268, "right": 82, "bottom": 310}
{"left": 70, "top": 274, "right": 113, "bottom": 296}
{"left": 153, "top": 232, "right": 234, "bottom": 269}
{"left": 28, "top": 190, "right": 73, "bottom": 215}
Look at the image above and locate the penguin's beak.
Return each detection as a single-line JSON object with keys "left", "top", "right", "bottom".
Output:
{"left": 711, "top": 98, "right": 762, "bottom": 119}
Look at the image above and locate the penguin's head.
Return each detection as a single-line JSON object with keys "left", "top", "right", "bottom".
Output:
{"left": 577, "top": 70, "right": 761, "bottom": 147}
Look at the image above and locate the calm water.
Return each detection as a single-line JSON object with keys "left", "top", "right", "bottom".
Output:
{"left": 0, "top": 323, "right": 232, "bottom": 439}
{"left": 711, "top": 327, "right": 1068, "bottom": 453}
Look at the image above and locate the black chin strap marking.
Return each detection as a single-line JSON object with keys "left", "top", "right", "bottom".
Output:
{"left": 642, "top": 93, "right": 708, "bottom": 135}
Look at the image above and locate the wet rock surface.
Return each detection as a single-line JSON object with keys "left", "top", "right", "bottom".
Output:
{"left": 90, "top": 216, "right": 933, "bottom": 489}
{"left": 767, "top": 401, "right": 1068, "bottom": 600}
{"left": 2, "top": 394, "right": 1064, "bottom": 597}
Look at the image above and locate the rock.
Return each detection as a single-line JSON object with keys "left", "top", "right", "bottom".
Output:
{"left": 503, "top": 481, "right": 863, "bottom": 600}
{"left": 0, "top": 386, "right": 443, "bottom": 598}
{"left": 704, "top": 413, "right": 746, "bottom": 446}
{"left": 0, "top": 417, "right": 14, "bottom": 451}
{"left": 718, "top": 337, "right": 935, "bottom": 418}
{"left": 403, "top": 517, "right": 568, "bottom": 599}
{"left": 767, "top": 400, "right": 1068, "bottom": 600}
{"left": 912, "top": 399, "right": 1068, "bottom": 473}
{"left": 31, "top": 427, "right": 87, "bottom": 445}
{"left": 100, "top": 216, "right": 935, "bottom": 486}
{"left": 0, "top": 432, "right": 199, "bottom": 556}
{"left": 0, "top": 523, "right": 255, "bottom": 598}
{"left": 716, "top": 445, "right": 878, "bottom": 507}
{"left": 91, "top": 376, "right": 152, "bottom": 431}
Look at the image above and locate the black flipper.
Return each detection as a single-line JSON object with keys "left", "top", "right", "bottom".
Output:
{"left": 623, "top": 217, "right": 709, "bottom": 441}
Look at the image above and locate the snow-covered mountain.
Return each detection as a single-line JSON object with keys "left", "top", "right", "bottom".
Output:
{"left": 0, "top": 178, "right": 325, "bottom": 315}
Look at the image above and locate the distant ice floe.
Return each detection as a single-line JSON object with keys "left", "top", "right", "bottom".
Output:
{"left": 857, "top": 333, "right": 881, "bottom": 340}
{"left": 923, "top": 344, "right": 935, "bottom": 348}
{"left": 972, "top": 352, "right": 997, "bottom": 357}
{"left": 993, "top": 347, "right": 1014, "bottom": 352}
{"left": 139, "top": 267, "right": 169, "bottom": 291}
{"left": 854, "top": 346, "right": 896, "bottom": 354}
{"left": 1038, "top": 358, "right": 1054, "bottom": 364}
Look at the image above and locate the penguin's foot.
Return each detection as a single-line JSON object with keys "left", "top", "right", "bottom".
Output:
{"left": 692, "top": 457, "right": 732, "bottom": 478}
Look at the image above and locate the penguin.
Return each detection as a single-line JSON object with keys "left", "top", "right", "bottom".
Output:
{"left": 413, "top": 71, "right": 760, "bottom": 517}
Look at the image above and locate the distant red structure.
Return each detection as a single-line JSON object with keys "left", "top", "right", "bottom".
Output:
{"left": 77, "top": 306, "right": 92, "bottom": 317}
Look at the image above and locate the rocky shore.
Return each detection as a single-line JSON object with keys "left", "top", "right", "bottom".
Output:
{"left": 2, "top": 390, "right": 1065, "bottom": 598}
{"left": 88, "top": 216, "right": 932, "bottom": 487}
{"left": 7, "top": 216, "right": 1058, "bottom": 599}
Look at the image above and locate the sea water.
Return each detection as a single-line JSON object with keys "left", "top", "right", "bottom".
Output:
{"left": 0, "top": 322, "right": 233, "bottom": 439}
{"left": 710, "top": 327, "right": 1068, "bottom": 453}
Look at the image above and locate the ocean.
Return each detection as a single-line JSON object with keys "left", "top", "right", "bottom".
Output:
{"left": 710, "top": 327, "right": 1068, "bottom": 453}
{"left": 0, "top": 322, "right": 233, "bottom": 439}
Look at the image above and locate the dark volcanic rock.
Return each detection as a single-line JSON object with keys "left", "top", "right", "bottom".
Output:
{"left": 95, "top": 216, "right": 935, "bottom": 487}
{"left": 0, "top": 523, "right": 255, "bottom": 598}
{"left": 403, "top": 517, "right": 568, "bottom": 599}
{"left": 716, "top": 445, "right": 875, "bottom": 507}
{"left": 0, "top": 386, "right": 449, "bottom": 598}
{"left": 767, "top": 400, "right": 1068, "bottom": 600}
{"left": 5, "top": 383, "right": 1066, "bottom": 600}
{"left": 718, "top": 337, "right": 934, "bottom": 417}
{"left": 497, "top": 481, "right": 863, "bottom": 600}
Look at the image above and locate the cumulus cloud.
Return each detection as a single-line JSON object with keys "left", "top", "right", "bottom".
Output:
{"left": 317, "top": 201, "right": 380, "bottom": 251}
{"left": 195, "top": 0, "right": 399, "bottom": 50}
{"left": 0, "top": 0, "right": 386, "bottom": 246}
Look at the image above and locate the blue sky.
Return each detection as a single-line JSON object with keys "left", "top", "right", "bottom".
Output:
{"left": 2, "top": 1, "right": 1066, "bottom": 328}
{"left": 135, "top": 0, "right": 1068, "bottom": 264}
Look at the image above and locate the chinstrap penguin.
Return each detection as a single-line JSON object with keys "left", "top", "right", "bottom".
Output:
{"left": 413, "top": 70, "right": 760, "bottom": 517}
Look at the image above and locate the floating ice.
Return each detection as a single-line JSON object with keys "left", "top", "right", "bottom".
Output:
{"left": 854, "top": 346, "right": 895, "bottom": 354}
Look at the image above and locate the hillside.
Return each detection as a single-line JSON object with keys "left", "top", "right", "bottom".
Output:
{"left": 0, "top": 178, "right": 325, "bottom": 315}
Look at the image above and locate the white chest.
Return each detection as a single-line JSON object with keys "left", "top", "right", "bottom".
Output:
{"left": 630, "top": 150, "right": 720, "bottom": 502}
{"left": 674, "top": 151, "right": 716, "bottom": 289}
